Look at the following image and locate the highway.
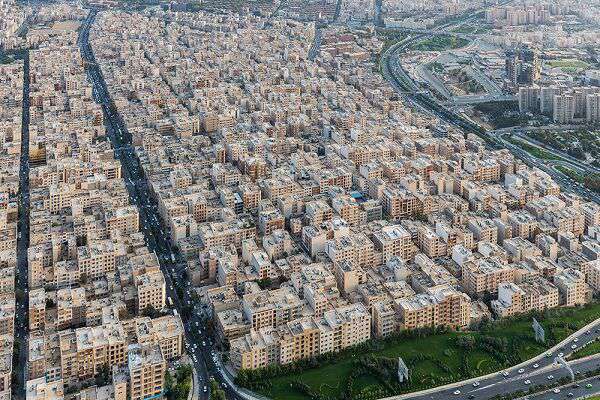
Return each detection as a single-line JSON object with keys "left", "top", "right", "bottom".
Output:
{"left": 386, "top": 321, "right": 600, "bottom": 400}
{"left": 487, "top": 129, "right": 600, "bottom": 204}
{"left": 377, "top": 2, "right": 600, "bottom": 399}
{"left": 521, "top": 375, "right": 600, "bottom": 400}
{"left": 78, "top": 10, "right": 264, "bottom": 400}
{"left": 379, "top": 8, "right": 599, "bottom": 204}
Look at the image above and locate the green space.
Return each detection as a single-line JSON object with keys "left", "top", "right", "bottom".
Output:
{"left": 375, "top": 29, "right": 410, "bottom": 63}
{"left": 555, "top": 166, "right": 585, "bottom": 183}
{"left": 410, "top": 35, "right": 469, "bottom": 52}
{"left": 474, "top": 101, "right": 528, "bottom": 129}
{"left": 451, "top": 24, "right": 492, "bottom": 34}
{"left": 568, "top": 338, "right": 600, "bottom": 361}
{"left": 447, "top": 68, "right": 485, "bottom": 95}
{"left": 547, "top": 59, "right": 590, "bottom": 70}
{"left": 506, "top": 137, "right": 565, "bottom": 161}
{"left": 556, "top": 165, "right": 600, "bottom": 194}
{"left": 427, "top": 62, "right": 445, "bottom": 74}
{"left": 527, "top": 130, "right": 600, "bottom": 162}
{"left": 210, "top": 378, "right": 227, "bottom": 400}
{"left": 0, "top": 49, "right": 27, "bottom": 65}
{"left": 165, "top": 365, "right": 193, "bottom": 400}
{"left": 237, "top": 304, "right": 600, "bottom": 400}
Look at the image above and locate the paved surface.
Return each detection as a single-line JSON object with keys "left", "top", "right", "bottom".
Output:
{"left": 14, "top": 50, "right": 31, "bottom": 400}
{"left": 520, "top": 375, "right": 600, "bottom": 400}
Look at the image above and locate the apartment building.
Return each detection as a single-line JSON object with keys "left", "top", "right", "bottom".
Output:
{"left": 554, "top": 268, "right": 591, "bottom": 306}
{"left": 462, "top": 257, "right": 516, "bottom": 296}
{"left": 491, "top": 277, "right": 559, "bottom": 317}
{"left": 397, "top": 286, "right": 470, "bottom": 330}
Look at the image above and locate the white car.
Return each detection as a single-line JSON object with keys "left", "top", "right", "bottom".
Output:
{"left": 453, "top": 390, "right": 461, "bottom": 395}
{"left": 571, "top": 344, "right": 577, "bottom": 349}
{"left": 203, "top": 386, "right": 207, "bottom": 393}
{"left": 574, "top": 338, "right": 579, "bottom": 342}
{"left": 502, "top": 371, "right": 509, "bottom": 377}
{"left": 524, "top": 380, "right": 531, "bottom": 385}
{"left": 472, "top": 382, "right": 480, "bottom": 387}
{"left": 518, "top": 368, "right": 525, "bottom": 374}
{"left": 533, "top": 364, "right": 539, "bottom": 369}
{"left": 547, "top": 375, "right": 554, "bottom": 380}
{"left": 553, "top": 388, "right": 560, "bottom": 394}
{"left": 558, "top": 353, "right": 564, "bottom": 358}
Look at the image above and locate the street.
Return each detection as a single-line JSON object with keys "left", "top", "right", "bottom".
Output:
{"left": 13, "top": 50, "right": 31, "bottom": 400}
{"left": 78, "top": 10, "right": 258, "bottom": 400}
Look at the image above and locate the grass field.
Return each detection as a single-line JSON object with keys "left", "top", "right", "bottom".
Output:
{"left": 241, "top": 304, "right": 600, "bottom": 400}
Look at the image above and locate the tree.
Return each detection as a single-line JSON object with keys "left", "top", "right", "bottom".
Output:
{"left": 95, "top": 364, "right": 111, "bottom": 387}
{"left": 142, "top": 305, "right": 160, "bottom": 319}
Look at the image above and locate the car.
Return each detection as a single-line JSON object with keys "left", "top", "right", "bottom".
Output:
{"left": 545, "top": 352, "right": 552, "bottom": 358}
{"left": 518, "top": 368, "right": 525, "bottom": 374}
{"left": 533, "top": 364, "right": 539, "bottom": 368}
{"left": 547, "top": 375, "right": 554, "bottom": 380}
{"left": 568, "top": 393, "right": 574, "bottom": 398}
{"left": 553, "top": 388, "right": 560, "bottom": 394}
{"left": 558, "top": 353, "right": 564, "bottom": 357}
{"left": 586, "top": 383, "right": 593, "bottom": 388}
{"left": 524, "top": 380, "right": 531, "bottom": 385}
{"left": 472, "top": 382, "right": 480, "bottom": 387}
{"left": 502, "top": 371, "right": 509, "bottom": 377}
{"left": 571, "top": 344, "right": 577, "bottom": 349}
{"left": 203, "top": 386, "right": 207, "bottom": 393}
{"left": 453, "top": 390, "right": 461, "bottom": 395}
{"left": 468, "top": 395, "right": 475, "bottom": 400}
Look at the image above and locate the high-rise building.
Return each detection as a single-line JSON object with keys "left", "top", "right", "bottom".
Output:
{"left": 505, "top": 48, "right": 541, "bottom": 89}
{"left": 586, "top": 93, "right": 600, "bottom": 123}
{"left": 553, "top": 94, "right": 575, "bottom": 124}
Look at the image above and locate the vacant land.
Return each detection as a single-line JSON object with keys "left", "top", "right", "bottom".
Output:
{"left": 238, "top": 304, "right": 600, "bottom": 400}
{"left": 547, "top": 59, "right": 590, "bottom": 69}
